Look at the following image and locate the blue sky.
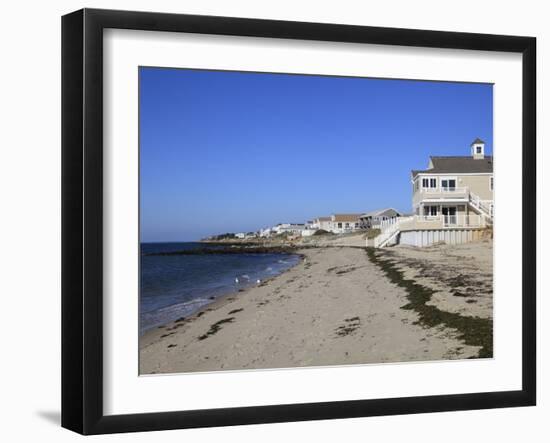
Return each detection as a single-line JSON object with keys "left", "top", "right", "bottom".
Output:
{"left": 140, "top": 67, "right": 493, "bottom": 242}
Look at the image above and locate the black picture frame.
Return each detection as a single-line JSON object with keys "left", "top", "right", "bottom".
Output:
{"left": 62, "top": 8, "right": 536, "bottom": 435}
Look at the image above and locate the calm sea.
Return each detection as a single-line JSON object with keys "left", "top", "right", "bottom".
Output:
{"left": 140, "top": 242, "right": 300, "bottom": 334}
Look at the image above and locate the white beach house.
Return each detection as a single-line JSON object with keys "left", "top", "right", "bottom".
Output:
{"left": 328, "top": 214, "right": 363, "bottom": 234}
{"left": 372, "top": 138, "right": 493, "bottom": 248}
{"left": 311, "top": 216, "right": 332, "bottom": 232}
{"left": 272, "top": 223, "right": 307, "bottom": 235}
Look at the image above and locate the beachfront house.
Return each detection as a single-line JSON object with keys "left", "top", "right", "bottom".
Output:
{"left": 411, "top": 138, "right": 493, "bottom": 223}
{"left": 372, "top": 138, "right": 493, "bottom": 248}
{"left": 359, "top": 208, "right": 402, "bottom": 229}
{"left": 329, "top": 214, "right": 362, "bottom": 234}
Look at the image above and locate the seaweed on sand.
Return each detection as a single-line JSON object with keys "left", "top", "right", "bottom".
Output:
{"left": 366, "top": 248, "right": 493, "bottom": 358}
{"left": 198, "top": 317, "right": 235, "bottom": 341}
{"left": 335, "top": 317, "right": 361, "bottom": 337}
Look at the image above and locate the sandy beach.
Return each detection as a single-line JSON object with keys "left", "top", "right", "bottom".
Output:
{"left": 378, "top": 240, "right": 493, "bottom": 319}
{"left": 140, "top": 240, "right": 492, "bottom": 374}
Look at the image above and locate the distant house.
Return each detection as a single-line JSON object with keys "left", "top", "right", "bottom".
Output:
{"left": 359, "top": 208, "right": 401, "bottom": 229}
{"left": 300, "top": 221, "right": 317, "bottom": 237}
{"left": 273, "top": 223, "right": 306, "bottom": 235}
{"left": 329, "top": 214, "right": 362, "bottom": 234}
{"left": 235, "top": 232, "right": 246, "bottom": 239}
{"left": 311, "top": 216, "right": 331, "bottom": 231}
{"left": 311, "top": 216, "right": 332, "bottom": 232}
{"left": 259, "top": 227, "right": 275, "bottom": 237}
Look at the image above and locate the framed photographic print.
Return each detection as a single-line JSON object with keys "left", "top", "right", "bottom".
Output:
{"left": 61, "top": 8, "right": 536, "bottom": 435}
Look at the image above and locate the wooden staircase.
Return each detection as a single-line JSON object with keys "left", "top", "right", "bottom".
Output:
{"left": 469, "top": 191, "right": 493, "bottom": 223}
{"left": 372, "top": 217, "right": 406, "bottom": 248}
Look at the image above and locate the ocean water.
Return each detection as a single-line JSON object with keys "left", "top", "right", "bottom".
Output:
{"left": 140, "top": 242, "right": 300, "bottom": 334}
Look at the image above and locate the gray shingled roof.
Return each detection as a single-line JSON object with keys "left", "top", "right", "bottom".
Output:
{"left": 412, "top": 156, "right": 493, "bottom": 177}
{"left": 360, "top": 208, "right": 401, "bottom": 218}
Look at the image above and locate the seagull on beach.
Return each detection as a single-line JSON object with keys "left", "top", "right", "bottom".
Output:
{"left": 235, "top": 277, "right": 239, "bottom": 284}
{"left": 256, "top": 279, "right": 261, "bottom": 284}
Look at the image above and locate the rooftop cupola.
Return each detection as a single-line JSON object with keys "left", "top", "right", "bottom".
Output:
{"left": 471, "top": 137, "right": 485, "bottom": 159}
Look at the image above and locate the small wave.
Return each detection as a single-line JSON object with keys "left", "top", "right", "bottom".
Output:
{"left": 141, "top": 252, "right": 302, "bottom": 334}
{"left": 142, "top": 297, "right": 209, "bottom": 316}
{"left": 140, "top": 296, "right": 214, "bottom": 334}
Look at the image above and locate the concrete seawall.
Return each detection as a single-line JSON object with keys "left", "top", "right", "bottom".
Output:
{"left": 399, "top": 228, "right": 487, "bottom": 248}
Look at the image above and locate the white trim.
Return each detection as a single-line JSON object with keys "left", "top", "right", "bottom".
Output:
{"left": 413, "top": 172, "right": 493, "bottom": 178}
{"left": 419, "top": 198, "right": 468, "bottom": 203}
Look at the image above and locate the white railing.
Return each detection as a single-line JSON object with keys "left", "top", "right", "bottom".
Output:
{"left": 418, "top": 186, "right": 468, "bottom": 194}
{"left": 413, "top": 186, "right": 470, "bottom": 208}
{"left": 469, "top": 192, "right": 493, "bottom": 220}
{"left": 373, "top": 218, "right": 398, "bottom": 248}
{"left": 416, "top": 215, "right": 440, "bottom": 222}
{"left": 443, "top": 214, "right": 485, "bottom": 227}
{"left": 373, "top": 216, "right": 414, "bottom": 248}
{"left": 371, "top": 213, "right": 487, "bottom": 248}
{"left": 378, "top": 217, "right": 397, "bottom": 232}
{"left": 416, "top": 214, "right": 485, "bottom": 228}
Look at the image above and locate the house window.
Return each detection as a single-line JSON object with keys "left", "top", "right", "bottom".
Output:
{"left": 490, "top": 176, "right": 494, "bottom": 191}
{"left": 423, "top": 206, "right": 438, "bottom": 216}
{"left": 441, "top": 178, "right": 456, "bottom": 191}
{"left": 337, "top": 222, "right": 342, "bottom": 228}
{"left": 422, "top": 177, "right": 437, "bottom": 189}
{"left": 476, "top": 146, "right": 482, "bottom": 154}
{"left": 345, "top": 222, "right": 350, "bottom": 228}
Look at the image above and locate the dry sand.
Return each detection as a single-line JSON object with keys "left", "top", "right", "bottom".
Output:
{"left": 140, "top": 241, "right": 492, "bottom": 375}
